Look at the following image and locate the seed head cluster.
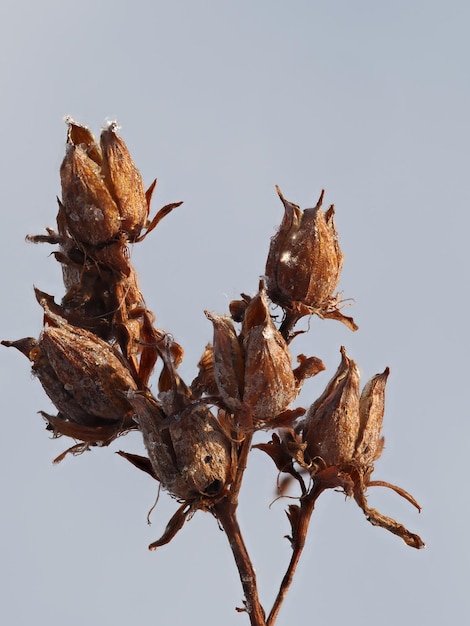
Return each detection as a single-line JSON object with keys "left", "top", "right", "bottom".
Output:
{"left": 2, "top": 118, "right": 424, "bottom": 625}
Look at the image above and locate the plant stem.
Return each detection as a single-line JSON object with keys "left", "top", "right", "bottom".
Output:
{"left": 267, "top": 472, "right": 338, "bottom": 625}
{"left": 266, "top": 496, "right": 314, "bottom": 626}
{"left": 213, "top": 432, "right": 267, "bottom": 626}
{"left": 214, "top": 499, "right": 266, "bottom": 626}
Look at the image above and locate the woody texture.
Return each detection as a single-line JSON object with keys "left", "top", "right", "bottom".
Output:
{"left": 2, "top": 119, "right": 424, "bottom": 626}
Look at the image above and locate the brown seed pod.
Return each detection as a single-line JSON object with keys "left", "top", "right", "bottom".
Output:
{"left": 38, "top": 314, "right": 137, "bottom": 421}
{"left": 9, "top": 297, "right": 138, "bottom": 425}
{"left": 60, "top": 143, "right": 121, "bottom": 245}
{"left": 205, "top": 282, "right": 321, "bottom": 428}
{"left": 302, "top": 346, "right": 360, "bottom": 467}
{"left": 128, "top": 392, "right": 232, "bottom": 500}
{"left": 354, "top": 367, "right": 389, "bottom": 468}
{"left": 100, "top": 122, "right": 149, "bottom": 241}
{"left": 265, "top": 187, "right": 357, "bottom": 330}
{"left": 204, "top": 311, "right": 244, "bottom": 412}
{"left": 298, "top": 347, "right": 424, "bottom": 548}
{"left": 241, "top": 283, "right": 298, "bottom": 425}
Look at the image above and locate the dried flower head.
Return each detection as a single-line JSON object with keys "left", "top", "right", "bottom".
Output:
{"left": 265, "top": 187, "right": 357, "bottom": 332}
{"left": 60, "top": 141, "right": 121, "bottom": 246}
{"left": 204, "top": 281, "right": 323, "bottom": 428}
{"left": 100, "top": 121, "right": 149, "bottom": 240}
{"left": 127, "top": 391, "right": 233, "bottom": 502}
{"left": 240, "top": 282, "right": 298, "bottom": 424}
{"left": 300, "top": 346, "right": 424, "bottom": 548}
{"left": 59, "top": 119, "right": 179, "bottom": 245}
{"left": 1, "top": 115, "right": 424, "bottom": 623}
{"left": 2, "top": 297, "right": 137, "bottom": 432}
{"left": 302, "top": 346, "right": 360, "bottom": 467}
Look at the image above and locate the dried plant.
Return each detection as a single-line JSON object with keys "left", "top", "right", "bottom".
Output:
{"left": 2, "top": 119, "right": 424, "bottom": 626}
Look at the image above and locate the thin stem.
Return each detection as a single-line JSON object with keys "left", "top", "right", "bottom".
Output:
{"left": 212, "top": 430, "right": 267, "bottom": 625}
{"left": 230, "top": 431, "right": 253, "bottom": 502}
{"left": 278, "top": 310, "right": 303, "bottom": 343}
{"left": 215, "top": 499, "right": 266, "bottom": 626}
{"left": 266, "top": 496, "right": 314, "bottom": 626}
{"left": 267, "top": 471, "right": 340, "bottom": 625}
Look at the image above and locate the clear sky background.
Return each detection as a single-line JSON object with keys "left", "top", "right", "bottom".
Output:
{"left": 0, "top": 1, "right": 468, "bottom": 625}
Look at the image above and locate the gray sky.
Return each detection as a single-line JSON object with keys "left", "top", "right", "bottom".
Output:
{"left": 0, "top": 1, "right": 467, "bottom": 624}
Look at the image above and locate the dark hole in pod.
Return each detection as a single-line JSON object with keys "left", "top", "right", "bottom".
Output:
{"left": 203, "top": 479, "right": 223, "bottom": 496}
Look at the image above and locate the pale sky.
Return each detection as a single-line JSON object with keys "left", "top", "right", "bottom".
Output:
{"left": 0, "top": 2, "right": 468, "bottom": 625}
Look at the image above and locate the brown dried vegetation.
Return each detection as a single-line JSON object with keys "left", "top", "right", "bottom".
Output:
{"left": 2, "top": 119, "right": 424, "bottom": 626}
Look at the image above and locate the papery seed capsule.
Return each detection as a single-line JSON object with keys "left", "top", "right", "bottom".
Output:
{"left": 302, "top": 346, "right": 360, "bottom": 467}
{"left": 128, "top": 392, "right": 232, "bottom": 500}
{"left": 204, "top": 311, "right": 244, "bottom": 412}
{"left": 30, "top": 298, "right": 137, "bottom": 423}
{"left": 241, "top": 284, "right": 297, "bottom": 424}
{"left": 266, "top": 187, "right": 357, "bottom": 330}
{"left": 60, "top": 144, "right": 121, "bottom": 245}
{"left": 39, "top": 320, "right": 137, "bottom": 421}
{"left": 354, "top": 367, "right": 390, "bottom": 468}
{"left": 100, "top": 122, "right": 148, "bottom": 240}
{"left": 266, "top": 187, "right": 342, "bottom": 308}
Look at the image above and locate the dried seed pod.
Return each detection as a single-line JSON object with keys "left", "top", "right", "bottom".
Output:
{"left": 241, "top": 282, "right": 297, "bottom": 425}
{"left": 40, "top": 315, "right": 137, "bottom": 421}
{"left": 303, "top": 349, "right": 389, "bottom": 473}
{"left": 265, "top": 187, "right": 357, "bottom": 330}
{"left": 100, "top": 122, "right": 148, "bottom": 241}
{"left": 127, "top": 334, "right": 233, "bottom": 500}
{"left": 4, "top": 298, "right": 138, "bottom": 426}
{"left": 205, "top": 282, "right": 321, "bottom": 428}
{"left": 60, "top": 143, "right": 121, "bottom": 245}
{"left": 354, "top": 367, "right": 389, "bottom": 468}
{"left": 128, "top": 392, "right": 232, "bottom": 500}
{"left": 302, "top": 346, "right": 360, "bottom": 467}
{"left": 3, "top": 336, "right": 98, "bottom": 426}
{"left": 204, "top": 312, "right": 244, "bottom": 411}
{"left": 299, "top": 347, "right": 424, "bottom": 548}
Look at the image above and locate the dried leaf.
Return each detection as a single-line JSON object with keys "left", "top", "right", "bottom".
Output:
{"left": 148, "top": 503, "right": 191, "bottom": 550}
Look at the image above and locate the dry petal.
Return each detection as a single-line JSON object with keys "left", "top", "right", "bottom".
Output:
{"left": 65, "top": 117, "right": 102, "bottom": 165}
